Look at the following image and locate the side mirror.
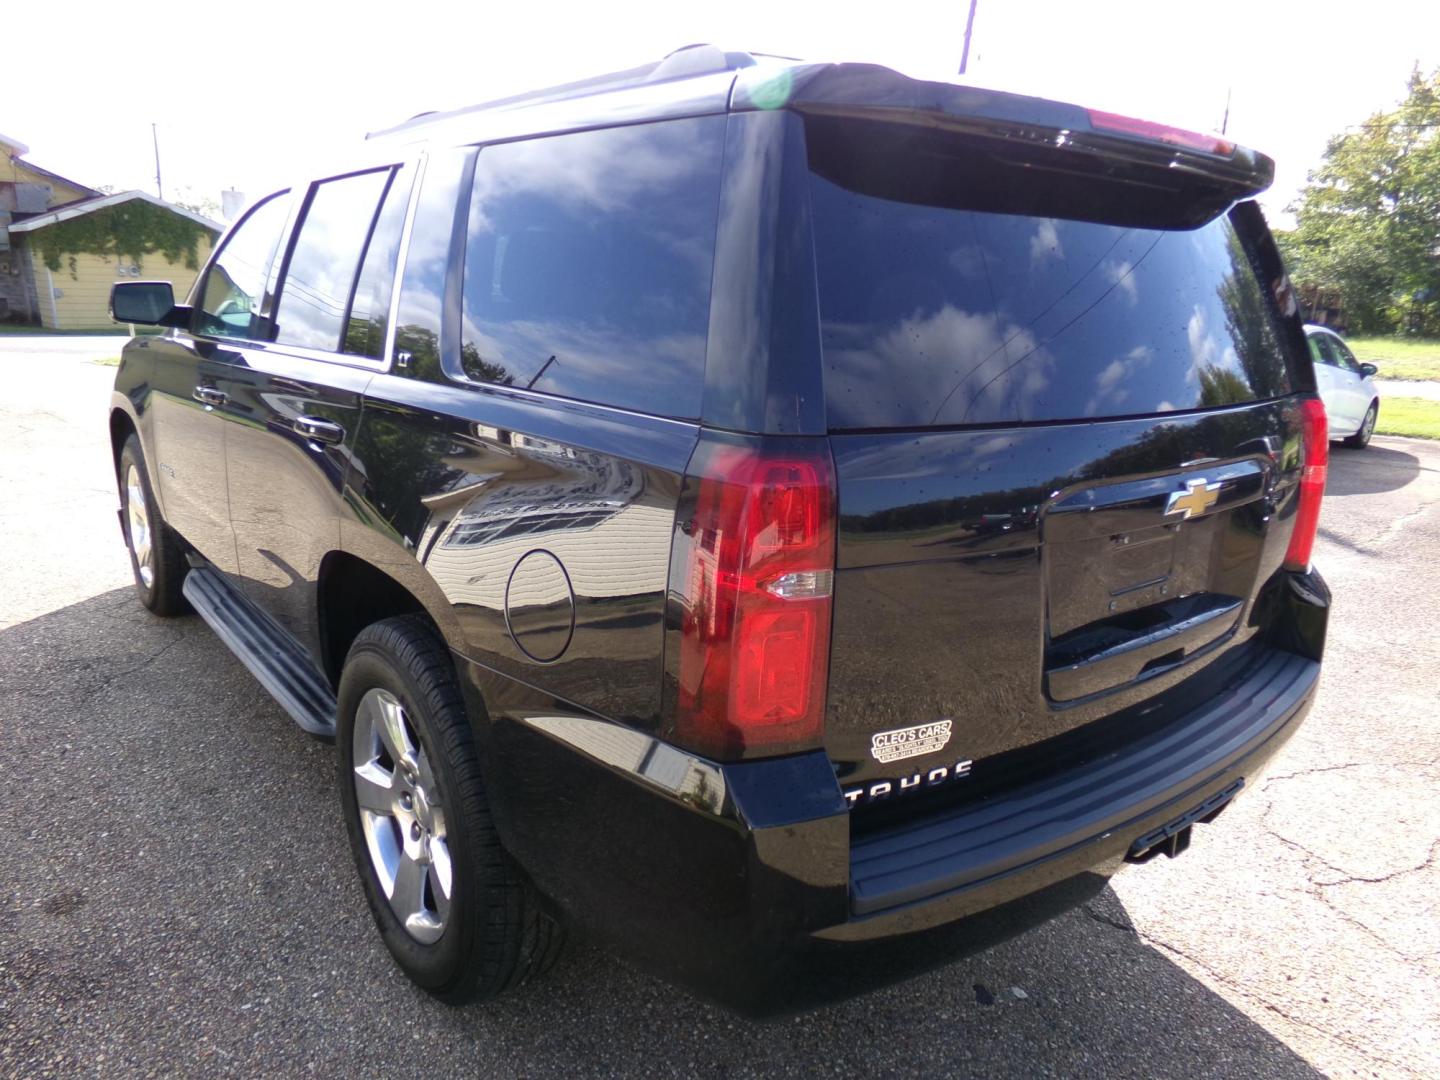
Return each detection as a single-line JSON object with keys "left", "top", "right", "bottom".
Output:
{"left": 110, "top": 281, "right": 189, "bottom": 328}
{"left": 1359, "top": 362, "right": 1378, "bottom": 378}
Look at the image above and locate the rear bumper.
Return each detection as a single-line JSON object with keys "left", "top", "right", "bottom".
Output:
{"left": 844, "top": 646, "right": 1314, "bottom": 924}
{"left": 468, "top": 575, "right": 1326, "bottom": 1016}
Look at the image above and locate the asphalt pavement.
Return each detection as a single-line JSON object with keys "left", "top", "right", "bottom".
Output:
{"left": 1, "top": 340, "right": 1436, "bottom": 1078}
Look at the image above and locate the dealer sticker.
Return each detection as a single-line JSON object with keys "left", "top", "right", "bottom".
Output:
{"left": 870, "top": 720, "right": 953, "bottom": 763}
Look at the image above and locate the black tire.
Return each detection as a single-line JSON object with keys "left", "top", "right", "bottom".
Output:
{"left": 117, "top": 434, "right": 190, "bottom": 615}
{"left": 1344, "top": 401, "right": 1378, "bottom": 449}
{"left": 336, "top": 615, "right": 563, "bottom": 1002}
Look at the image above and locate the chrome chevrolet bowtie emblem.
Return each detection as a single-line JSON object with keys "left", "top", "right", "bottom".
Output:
{"left": 1165, "top": 477, "right": 1222, "bottom": 520}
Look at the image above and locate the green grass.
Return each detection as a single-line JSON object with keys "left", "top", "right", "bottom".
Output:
{"left": 1373, "top": 397, "right": 1440, "bottom": 439}
{"left": 92, "top": 356, "right": 120, "bottom": 366}
{"left": 0, "top": 324, "right": 141, "bottom": 336}
{"left": 1345, "top": 337, "right": 1440, "bottom": 382}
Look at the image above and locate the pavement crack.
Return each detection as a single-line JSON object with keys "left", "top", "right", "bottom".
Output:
{"left": 70, "top": 633, "right": 190, "bottom": 694}
{"left": 1080, "top": 903, "right": 1136, "bottom": 935}
{"left": 1360, "top": 493, "right": 1440, "bottom": 549}
{"left": 1261, "top": 758, "right": 1440, "bottom": 787}
{"left": 94, "top": 634, "right": 187, "bottom": 687}
{"left": 1261, "top": 761, "right": 1370, "bottom": 784}
{"left": 1259, "top": 791, "right": 1437, "bottom": 965}
{"left": 1311, "top": 881, "right": 1436, "bottom": 964}
{"left": 1261, "top": 821, "right": 1353, "bottom": 881}
{"left": 1312, "top": 838, "right": 1440, "bottom": 888}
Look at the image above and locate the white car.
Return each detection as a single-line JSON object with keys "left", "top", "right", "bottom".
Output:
{"left": 1304, "top": 324, "right": 1380, "bottom": 448}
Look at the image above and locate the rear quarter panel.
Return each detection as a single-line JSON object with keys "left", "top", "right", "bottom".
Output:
{"left": 344, "top": 373, "right": 697, "bottom": 729}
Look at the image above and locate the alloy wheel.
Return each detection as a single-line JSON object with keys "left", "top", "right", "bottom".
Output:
{"left": 352, "top": 687, "right": 453, "bottom": 944}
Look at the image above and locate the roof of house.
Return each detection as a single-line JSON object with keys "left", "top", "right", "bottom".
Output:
{"left": 10, "top": 158, "right": 100, "bottom": 200}
{"left": 1, "top": 135, "right": 100, "bottom": 201}
{"left": 8, "top": 189, "right": 222, "bottom": 235}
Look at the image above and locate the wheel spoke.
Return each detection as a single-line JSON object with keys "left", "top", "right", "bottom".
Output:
{"left": 128, "top": 488, "right": 147, "bottom": 527}
{"left": 391, "top": 852, "right": 427, "bottom": 922}
{"left": 375, "top": 695, "right": 416, "bottom": 769}
{"left": 416, "top": 747, "right": 439, "bottom": 796}
{"left": 125, "top": 469, "right": 153, "bottom": 581}
{"left": 353, "top": 760, "right": 396, "bottom": 815}
{"left": 429, "top": 836, "right": 453, "bottom": 913}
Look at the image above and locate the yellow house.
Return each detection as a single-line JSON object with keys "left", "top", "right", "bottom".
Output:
{"left": 9, "top": 190, "right": 220, "bottom": 330}
{"left": 2, "top": 131, "right": 99, "bottom": 323}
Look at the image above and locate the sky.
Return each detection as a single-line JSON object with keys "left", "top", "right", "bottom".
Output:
{"left": 7, "top": 0, "right": 1439, "bottom": 228}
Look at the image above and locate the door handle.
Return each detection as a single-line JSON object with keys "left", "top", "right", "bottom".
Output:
{"left": 193, "top": 386, "right": 227, "bottom": 407}
{"left": 293, "top": 416, "right": 345, "bottom": 445}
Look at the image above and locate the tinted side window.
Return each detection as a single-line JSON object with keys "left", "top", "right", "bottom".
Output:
{"left": 194, "top": 192, "right": 291, "bottom": 340}
{"left": 809, "top": 157, "right": 1293, "bottom": 428}
{"left": 458, "top": 116, "right": 725, "bottom": 418}
{"left": 343, "top": 166, "right": 412, "bottom": 359}
{"left": 275, "top": 169, "right": 391, "bottom": 353}
{"left": 1310, "top": 333, "right": 1339, "bottom": 367}
{"left": 393, "top": 148, "right": 471, "bottom": 383}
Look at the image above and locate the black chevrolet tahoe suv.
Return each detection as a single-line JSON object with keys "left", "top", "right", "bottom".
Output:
{"left": 108, "top": 45, "right": 1331, "bottom": 1015}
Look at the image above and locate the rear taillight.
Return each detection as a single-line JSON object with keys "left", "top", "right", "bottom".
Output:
{"left": 1283, "top": 397, "right": 1328, "bottom": 573}
{"left": 1087, "top": 108, "right": 1236, "bottom": 156}
{"left": 673, "top": 438, "right": 836, "bottom": 760}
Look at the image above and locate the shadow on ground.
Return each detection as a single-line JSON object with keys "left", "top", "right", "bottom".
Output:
{"left": 0, "top": 589, "right": 1320, "bottom": 1077}
{"left": 1325, "top": 441, "right": 1423, "bottom": 497}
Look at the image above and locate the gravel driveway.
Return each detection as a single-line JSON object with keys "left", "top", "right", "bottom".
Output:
{"left": 2, "top": 341, "right": 1436, "bottom": 1078}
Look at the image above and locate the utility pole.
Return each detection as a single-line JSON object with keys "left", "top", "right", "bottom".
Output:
{"left": 151, "top": 123, "right": 163, "bottom": 201}
{"left": 959, "top": 0, "right": 979, "bottom": 75}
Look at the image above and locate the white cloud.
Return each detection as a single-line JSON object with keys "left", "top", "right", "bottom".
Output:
{"left": 1029, "top": 219, "right": 1064, "bottom": 268}
{"left": 1085, "top": 344, "right": 1152, "bottom": 416}
{"left": 825, "top": 303, "right": 1053, "bottom": 425}
{"left": 1103, "top": 260, "right": 1139, "bottom": 306}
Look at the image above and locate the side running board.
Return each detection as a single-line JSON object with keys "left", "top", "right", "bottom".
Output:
{"left": 182, "top": 567, "right": 337, "bottom": 738}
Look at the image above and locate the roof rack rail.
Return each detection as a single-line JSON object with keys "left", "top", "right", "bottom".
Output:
{"left": 365, "top": 43, "right": 757, "bottom": 140}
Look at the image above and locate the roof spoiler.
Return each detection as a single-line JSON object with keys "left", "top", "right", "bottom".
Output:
{"left": 368, "top": 44, "right": 757, "bottom": 140}
{"left": 733, "top": 63, "right": 1274, "bottom": 202}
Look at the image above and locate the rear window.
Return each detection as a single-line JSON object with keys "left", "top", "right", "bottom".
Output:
{"left": 809, "top": 139, "right": 1293, "bottom": 429}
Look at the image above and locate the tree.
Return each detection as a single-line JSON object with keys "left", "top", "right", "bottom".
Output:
{"left": 170, "top": 185, "right": 222, "bottom": 221}
{"left": 1284, "top": 66, "right": 1440, "bottom": 334}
